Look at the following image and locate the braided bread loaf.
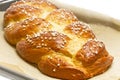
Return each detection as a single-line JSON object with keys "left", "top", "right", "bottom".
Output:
{"left": 4, "top": 0, "right": 113, "bottom": 80}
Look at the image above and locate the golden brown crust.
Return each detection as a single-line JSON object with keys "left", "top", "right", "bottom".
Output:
{"left": 4, "top": 18, "right": 53, "bottom": 45}
{"left": 76, "top": 40, "right": 108, "bottom": 66}
{"left": 4, "top": 0, "right": 57, "bottom": 27}
{"left": 38, "top": 53, "right": 89, "bottom": 80}
{"left": 46, "top": 9, "right": 78, "bottom": 26}
{"left": 64, "top": 21, "right": 95, "bottom": 39}
{"left": 4, "top": 0, "right": 113, "bottom": 80}
{"left": 4, "top": 5, "right": 42, "bottom": 27}
{"left": 16, "top": 31, "right": 71, "bottom": 63}
{"left": 86, "top": 55, "right": 113, "bottom": 76}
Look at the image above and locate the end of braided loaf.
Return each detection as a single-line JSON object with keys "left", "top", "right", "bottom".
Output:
{"left": 4, "top": 0, "right": 113, "bottom": 80}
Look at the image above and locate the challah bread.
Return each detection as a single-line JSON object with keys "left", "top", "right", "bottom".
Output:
{"left": 4, "top": 0, "right": 113, "bottom": 80}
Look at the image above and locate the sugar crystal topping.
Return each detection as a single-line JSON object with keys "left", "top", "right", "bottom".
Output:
{"left": 82, "top": 40, "right": 105, "bottom": 58}
{"left": 65, "top": 21, "right": 95, "bottom": 38}
{"left": 26, "top": 31, "right": 69, "bottom": 50}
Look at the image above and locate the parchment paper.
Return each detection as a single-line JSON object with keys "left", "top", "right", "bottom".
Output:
{"left": 0, "top": 5, "right": 120, "bottom": 80}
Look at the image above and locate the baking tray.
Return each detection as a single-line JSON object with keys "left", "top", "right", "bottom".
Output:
{"left": 0, "top": 0, "right": 120, "bottom": 80}
{"left": 0, "top": 0, "right": 18, "bottom": 11}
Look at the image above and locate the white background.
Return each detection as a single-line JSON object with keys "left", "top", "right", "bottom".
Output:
{"left": 57, "top": 0, "right": 120, "bottom": 20}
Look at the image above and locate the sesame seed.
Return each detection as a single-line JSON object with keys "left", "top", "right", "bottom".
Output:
{"left": 72, "top": 74, "right": 76, "bottom": 77}
{"left": 94, "top": 51, "right": 98, "bottom": 54}
{"left": 36, "top": 45, "right": 41, "bottom": 48}
{"left": 48, "top": 37, "right": 52, "bottom": 40}
{"left": 48, "top": 56, "right": 52, "bottom": 59}
{"left": 53, "top": 37, "right": 56, "bottom": 40}
{"left": 41, "top": 39, "right": 44, "bottom": 42}
{"left": 48, "top": 47, "right": 51, "bottom": 50}
{"left": 99, "top": 43, "right": 103, "bottom": 48}
{"left": 52, "top": 68, "right": 56, "bottom": 72}
{"left": 60, "top": 44, "right": 64, "bottom": 48}
{"left": 93, "top": 44, "right": 97, "bottom": 48}
{"left": 41, "top": 43, "right": 45, "bottom": 46}
{"left": 44, "top": 44, "right": 47, "bottom": 47}
{"left": 44, "top": 37, "right": 48, "bottom": 39}
{"left": 40, "top": 36, "right": 43, "bottom": 39}
{"left": 57, "top": 63, "right": 60, "bottom": 67}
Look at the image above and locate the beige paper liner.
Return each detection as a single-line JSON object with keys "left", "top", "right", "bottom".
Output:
{"left": 0, "top": 4, "right": 120, "bottom": 80}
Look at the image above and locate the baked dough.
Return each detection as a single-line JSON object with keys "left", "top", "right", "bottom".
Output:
{"left": 3, "top": 0, "right": 113, "bottom": 80}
